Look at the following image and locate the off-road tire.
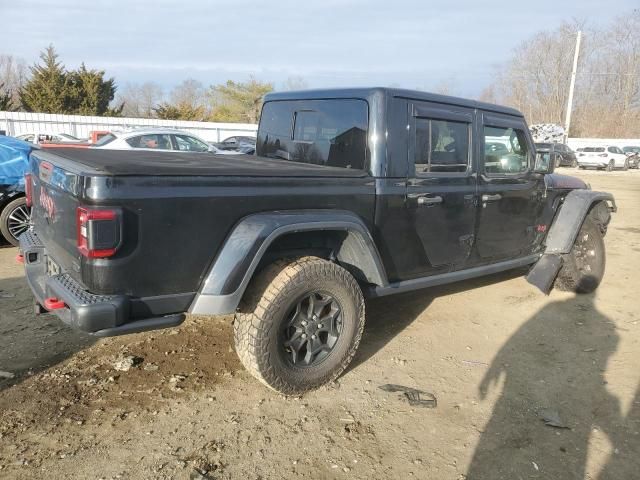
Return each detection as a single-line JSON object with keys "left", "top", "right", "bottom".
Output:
{"left": 234, "top": 256, "right": 365, "bottom": 395}
{"left": 555, "top": 216, "right": 605, "bottom": 293}
{"left": 0, "top": 196, "right": 30, "bottom": 247}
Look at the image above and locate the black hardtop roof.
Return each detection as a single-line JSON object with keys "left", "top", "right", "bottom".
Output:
{"left": 264, "top": 87, "right": 523, "bottom": 118}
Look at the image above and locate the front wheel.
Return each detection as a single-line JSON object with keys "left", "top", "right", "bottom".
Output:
{"left": 555, "top": 216, "right": 605, "bottom": 293}
{"left": 571, "top": 158, "right": 578, "bottom": 168}
{"left": 0, "top": 197, "right": 31, "bottom": 247}
{"left": 623, "top": 160, "right": 629, "bottom": 171}
{"left": 234, "top": 256, "right": 365, "bottom": 395}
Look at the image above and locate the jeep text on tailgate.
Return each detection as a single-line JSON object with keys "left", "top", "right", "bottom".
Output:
{"left": 19, "top": 88, "right": 616, "bottom": 394}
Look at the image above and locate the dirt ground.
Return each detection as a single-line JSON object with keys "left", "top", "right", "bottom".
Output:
{"left": 0, "top": 169, "right": 639, "bottom": 480}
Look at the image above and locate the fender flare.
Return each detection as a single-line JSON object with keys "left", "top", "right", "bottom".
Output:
{"left": 526, "top": 189, "right": 616, "bottom": 293}
{"left": 189, "top": 210, "right": 388, "bottom": 315}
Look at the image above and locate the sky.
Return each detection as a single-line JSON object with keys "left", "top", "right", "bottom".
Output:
{"left": 0, "top": 0, "right": 637, "bottom": 98}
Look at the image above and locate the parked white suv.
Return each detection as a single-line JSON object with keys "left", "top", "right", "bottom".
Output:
{"left": 92, "top": 128, "right": 242, "bottom": 154}
{"left": 577, "top": 145, "right": 629, "bottom": 171}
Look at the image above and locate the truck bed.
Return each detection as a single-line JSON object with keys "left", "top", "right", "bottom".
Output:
{"left": 43, "top": 148, "right": 368, "bottom": 177}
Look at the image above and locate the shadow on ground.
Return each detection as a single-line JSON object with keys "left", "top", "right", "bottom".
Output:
{"left": 466, "top": 294, "right": 634, "bottom": 479}
{"left": 0, "top": 275, "right": 95, "bottom": 392}
{"left": 351, "top": 268, "right": 527, "bottom": 370}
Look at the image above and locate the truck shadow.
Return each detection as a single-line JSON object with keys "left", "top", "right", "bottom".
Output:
{"left": 352, "top": 268, "right": 527, "bottom": 371}
{"left": 0, "top": 275, "right": 96, "bottom": 393}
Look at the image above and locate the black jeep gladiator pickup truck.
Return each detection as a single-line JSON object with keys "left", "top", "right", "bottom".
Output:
{"left": 19, "top": 88, "right": 615, "bottom": 394}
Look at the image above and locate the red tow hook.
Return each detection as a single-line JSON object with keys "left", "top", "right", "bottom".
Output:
{"left": 44, "top": 297, "right": 66, "bottom": 310}
{"left": 16, "top": 254, "right": 24, "bottom": 264}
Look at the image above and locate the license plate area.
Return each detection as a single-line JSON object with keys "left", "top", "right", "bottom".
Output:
{"left": 46, "top": 256, "right": 61, "bottom": 276}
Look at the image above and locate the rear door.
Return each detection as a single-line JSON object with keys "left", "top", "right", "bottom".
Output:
{"left": 475, "top": 112, "right": 545, "bottom": 262}
{"left": 404, "top": 101, "right": 477, "bottom": 275}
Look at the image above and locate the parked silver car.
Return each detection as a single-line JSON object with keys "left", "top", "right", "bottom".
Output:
{"left": 92, "top": 128, "right": 242, "bottom": 154}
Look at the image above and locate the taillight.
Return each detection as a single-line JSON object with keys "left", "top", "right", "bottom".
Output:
{"left": 76, "top": 207, "right": 122, "bottom": 258}
{"left": 24, "top": 173, "right": 33, "bottom": 207}
{"left": 598, "top": 153, "right": 608, "bottom": 157}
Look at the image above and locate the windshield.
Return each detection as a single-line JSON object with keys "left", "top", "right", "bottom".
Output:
{"left": 93, "top": 133, "right": 116, "bottom": 147}
{"left": 623, "top": 146, "right": 639, "bottom": 153}
{"left": 583, "top": 147, "right": 605, "bottom": 153}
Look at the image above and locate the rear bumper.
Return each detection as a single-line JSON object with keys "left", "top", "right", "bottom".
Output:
{"left": 578, "top": 160, "right": 608, "bottom": 168}
{"left": 19, "top": 231, "right": 185, "bottom": 337}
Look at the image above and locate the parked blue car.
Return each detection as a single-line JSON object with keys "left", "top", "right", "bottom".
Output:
{"left": 0, "top": 136, "right": 33, "bottom": 246}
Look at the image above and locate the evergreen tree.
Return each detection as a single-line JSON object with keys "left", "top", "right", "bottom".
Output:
{"left": 209, "top": 77, "right": 273, "bottom": 123}
{"left": 0, "top": 82, "right": 12, "bottom": 111}
{"left": 154, "top": 102, "right": 205, "bottom": 120}
{"left": 68, "top": 63, "right": 119, "bottom": 115}
{"left": 20, "top": 45, "right": 72, "bottom": 113}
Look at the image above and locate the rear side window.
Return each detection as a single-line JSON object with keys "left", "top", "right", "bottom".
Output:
{"left": 584, "top": 147, "right": 605, "bottom": 153}
{"left": 93, "top": 133, "right": 116, "bottom": 146}
{"left": 257, "top": 99, "right": 368, "bottom": 170}
{"left": 415, "top": 118, "right": 469, "bottom": 173}
{"left": 483, "top": 126, "right": 529, "bottom": 174}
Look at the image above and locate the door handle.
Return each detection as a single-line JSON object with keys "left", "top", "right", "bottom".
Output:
{"left": 481, "top": 193, "right": 502, "bottom": 202}
{"left": 417, "top": 195, "right": 443, "bottom": 206}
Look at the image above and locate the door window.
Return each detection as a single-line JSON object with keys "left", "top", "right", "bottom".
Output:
{"left": 483, "top": 126, "right": 529, "bottom": 174}
{"left": 414, "top": 118, "right": 470, "bottom": 173}
{"left": 126, "top": 134, "right": 173, "bottom": 150}
{"left": 174, "top": 134, "right": 210, "bottom": 152}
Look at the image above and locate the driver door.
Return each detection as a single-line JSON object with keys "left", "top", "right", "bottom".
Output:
{"left": 475, "top": 112, "right": 546, "bottom": 262}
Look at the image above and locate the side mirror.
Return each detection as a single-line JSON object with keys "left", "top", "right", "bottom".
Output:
{"left": 534, "top": 144, "right": 557, "bottom": 174}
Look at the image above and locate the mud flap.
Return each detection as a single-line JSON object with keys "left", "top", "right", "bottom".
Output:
{"left": 526, "top": 254, "right": 563, "bottom": 294}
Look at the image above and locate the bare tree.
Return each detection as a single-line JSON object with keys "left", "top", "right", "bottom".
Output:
{"left": 0, "top": 54, "right": 28, "bottom": 108}
{"left": 116, "top": 82, "right": 164, "bottom": 118}
{"left": 573, "top": 10, "right": 640, "bottom": 137}
{"left": 483, "top": 10, "right": 640, "bottom": 138}
{"left": 281, "top": 76, "right": 308, "bottom": 91}
{"left": 432, "top": 76, "right": 458, "bottom": 96}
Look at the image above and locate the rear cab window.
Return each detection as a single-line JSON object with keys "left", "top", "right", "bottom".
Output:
{"left": 257, "top": 99, "right": 368, "bottom": 170}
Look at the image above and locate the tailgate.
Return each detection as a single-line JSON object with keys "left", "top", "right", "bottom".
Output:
{"left": 29, "top": 150, "right": 85, "bottom": 279}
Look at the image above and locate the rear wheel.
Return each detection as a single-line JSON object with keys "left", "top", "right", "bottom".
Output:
{"left": 0, "top": 197, "right": 30, "bottom": 247}
{"left": 623, "top": 160, "right": 629, "bottom": 171}
{"left": 234, "top": 256, "right": 365, "bottom": 395}
{"left": 571, "top": 158, "right": 578, "bottom": 168}
{"left": 606, "top": 160, "right": 614, "bottom": 171}
{"left": 555, "top": 216, "right": 605, "bottom": 293}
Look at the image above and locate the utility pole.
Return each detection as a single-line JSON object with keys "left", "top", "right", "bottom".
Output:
{"left": 564, "top": 30, "right": 582, "bottom": 142}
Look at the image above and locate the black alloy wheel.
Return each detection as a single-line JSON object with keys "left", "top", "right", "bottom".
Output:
{"left": 0, "top": 197, "right": 31, "bottom": 246}
{"left": 281, "top": 292, "right": 343, "bottom": 367}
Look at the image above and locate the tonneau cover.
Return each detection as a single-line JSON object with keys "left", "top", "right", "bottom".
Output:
{"left": 36, "top": 148, "right": 368, "bottom": 177}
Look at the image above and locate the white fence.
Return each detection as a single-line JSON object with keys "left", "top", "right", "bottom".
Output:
{"left": 0, "top": 111, "right": 258, "bottom": 143}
